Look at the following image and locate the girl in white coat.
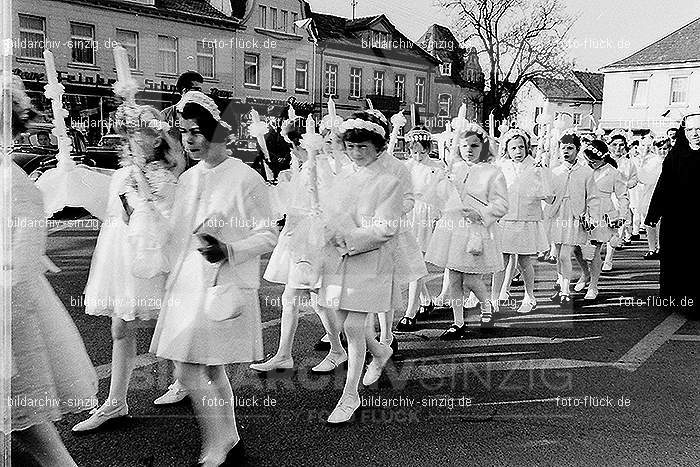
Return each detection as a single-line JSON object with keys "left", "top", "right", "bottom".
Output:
{"left": 150, "top": 92, "right": 278, "bottom": 465}
{"left": 425, "top": 123, "right": 509, "bottom": 338}
{"left": 546, "top": 132, "right": 595, "bottom": 308}
{"left": 580, "top": 139, "right": 629, "bottom": 300}
{"left": 492, "top": 129, "right": 554, "bottom": 313}
{"left": 317, "top": 111, "right": 404, "bottom": 424}
{"left": 251, "top": 118, "right": 347, "bottom": 374}
{"left": 639, "top": 136, "right": 670, "bottom": 258}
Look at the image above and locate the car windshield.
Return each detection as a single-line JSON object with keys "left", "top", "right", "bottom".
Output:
{"left": 16, "top": 128, "right": 58, "bottom": 149}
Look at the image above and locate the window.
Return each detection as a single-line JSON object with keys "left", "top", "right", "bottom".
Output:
{"left": 157, "top": 35, "right": 178, "bottom": 74}
{"left": 350, "top": 67, "right": 363, "bottom": 98}
{"left": 415, "top": 77, "right": 425, "bottom": 104}
{"left": 244, "top": 53, "right": 259, "bottom": 86}
{"left": 281, "top": 10, "right": 288, "bottom": 31}
{"left": 196, "top": 40, "right": 215, "bottom": 78}
{"left": 670, "top": 77, "right": 688, "bottom": 104}
{"left": 438, "top": 94, "right": 451, "bottom": 117}
{"left": 631, "top": 79, "right": 648, "bottom": 107}
{"left": 70, "top": 22, "right": 95, "bottom": 65}
{"left": 116, "top": 29, "right": 138, "bottom": 70}
{"left": 271, "top": 57, "right": 285, "bottom": 89}
{"left": 440, "top": 62, "right": 452, "bottom": 76}
{"left": 270, "top": 8, "right": 277, "bottom": 30}
{"left": 18, "top": 14, "right": 45, "bottom": 59}
{"left": 371, "top": 30, "right": 389, "bottom": 48}
{"left": 292, "top": 12, "right": 298, "bottom": 32}
{"left": 394, "top": 74, "right": 406, "bottom": 102}
{"left": 573, "top": 113, "right": 581, "bottom": 125}
{"left": 324, "top": 63, "right": 338, "bottom": 96}
{"left": 259, "top": 5, "right": 267, "bottom": 28}
{"left": 295, "top": 61, "right": 308, "bottom": 91}
{"left": 374, "top": 70, "right": 385, "bottom": 95}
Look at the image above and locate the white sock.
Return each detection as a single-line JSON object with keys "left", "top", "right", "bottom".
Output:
{"left": 561, "top": 278, "right": 571, "bottom": 296}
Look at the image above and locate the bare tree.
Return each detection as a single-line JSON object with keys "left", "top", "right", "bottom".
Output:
{"left": 437, "top": 0, "right": 575, "bottom": 126}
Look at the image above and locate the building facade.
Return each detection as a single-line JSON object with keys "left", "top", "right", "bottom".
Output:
{"left": 513, "top": 71, "right": 604, "bottom": 139}
{"left": 599, "top": 17, "right": 700, "bottom": 135}
{"left": 309, "top": 12, "right": 439, "bottom": 133}
{"left": 417, "top": 24, "right": 484, "bottom": 129}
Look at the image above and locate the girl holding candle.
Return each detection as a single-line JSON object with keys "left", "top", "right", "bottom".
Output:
{"left": 73, "top": 104, "right": 185, "bottom": 432}
{"left": 425, "top": 122, "right": 509, "bottom": 338}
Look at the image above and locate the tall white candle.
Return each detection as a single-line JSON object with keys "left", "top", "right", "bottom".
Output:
{"left": 43, "top": 50, "right": 58, "bottom": 85}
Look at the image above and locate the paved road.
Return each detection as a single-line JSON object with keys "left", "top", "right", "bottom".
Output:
{"left": 14, "top": 225, "right": 700, "bottom": 466}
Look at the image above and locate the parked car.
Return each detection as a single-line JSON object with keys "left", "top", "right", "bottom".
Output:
{"left": 231, "top": 137, "right": 258, "bottom": 165}
{"left": 86, "top": 134, "right": 123, "bottom": 169}
{"left": 13, "top": 123, "right": 95, "bottom": 181}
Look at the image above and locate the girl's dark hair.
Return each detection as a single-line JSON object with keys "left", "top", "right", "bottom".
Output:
{"left": 559, "top": 133, "right": 581, "bottom": 149}
{"left": 408, "top": 125, "right": 432, "bottom": 151}
{"left": 610, "top": 134, "right": 629, "bottom": 151}
{"left": 342, "top": 111, "right": 390, "bottom": 152}
{"left": 583, "top": 139, "right": 617, "bottom": 168}
{"left": 180, "top": 102, "right": 229, "bottom": 143}
{"left": 462, "top": 130, "right": 491, "bottom": 162}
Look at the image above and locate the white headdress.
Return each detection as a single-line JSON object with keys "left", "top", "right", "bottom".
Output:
{"left": 339, "top": 118, "right": 387, "bottom": 138}
{"left": 500, "top": 127, "right": 531, "bottom": 147}
{"left": 607, "top": 128, "right": 630, "bottom": 144}
{"left": 176, "top": 90, "right": 232, "bottom": 131}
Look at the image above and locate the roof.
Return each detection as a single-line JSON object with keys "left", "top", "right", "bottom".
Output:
{"left": 572, "top": 71, "right": 604, "bottom": 101}
{"left": 603, "top": 17, "right": 700, "bottom": 69}
{"left": 530, "top": 75, "right": 592, "bottom": 102}
{"left": 310, "top": 12, "right": 440, "bottom": 65}
{"left": 56, "top": 0, "right": 240, "bottom": 28}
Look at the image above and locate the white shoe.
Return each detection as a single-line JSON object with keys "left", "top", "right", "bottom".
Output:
{"left": 602, "top": 262, "right": 613, "bottom": 272}
{"left": 327, "top": 393, "right": 361, "bottom": 424}
{"left": 311, "top": 352, "right": 347, "bottom": 373}
{"left": 72, "top": 403, "right": 128, "bottom": 432}
{"left": 584, "top": 288, "right": 598, "bottom": 300}
{"left": 362, "top": 344, "right": 394, "bottom": 386}
{"left": 517, "top": 300, "right": 536, "bottom": 314}
{"left": 490, "top": 299, "right": 500, "bottom": 314}
{"left": 153, "top": 382, "right": 189, "bottom": 405}
{"left": 574, "top": 276, "right": 589, "bottom": 292}
{"left": 249, "top": 357, "right": 294, "bottom": 373}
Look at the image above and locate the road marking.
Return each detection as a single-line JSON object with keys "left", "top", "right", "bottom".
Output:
{"left": 401, "top": 351, "right": 537, "bottom": 363}
{"left": 400, "top": 335, "right": 601, "bottom": 350}
{"left": 470, "top": 397, "right": 560, "bottom": 406}
{"left": 668, "top": 334, "right": 700, "bottom": 342}
{"left": 396, "top": 358, "right": 612, "bottom": 380}
{"left": 614, "top": 313, "right": 687, "bottom": 372}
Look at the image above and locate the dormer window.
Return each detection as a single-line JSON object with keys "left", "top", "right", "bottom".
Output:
{"left": 371, "top": 30, "right": 390, "bottom": 48}
{"left": 440, "top": 62, "right": 452, "bottom": 76}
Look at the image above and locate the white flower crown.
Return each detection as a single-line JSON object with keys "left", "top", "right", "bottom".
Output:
{"left": 500, "top": 128, "right": 531, "bottom": 146}
{"left": 339, "top": 118, "right": 386, "bottom": 138}
{"left": 583, "top": 143, "right": 608, "bottom": 160}
{"left": 607, "top": 128, "right": 630, "bottom": 143}
{"left": 176, "top": 91, "right": 232, "bottom": 131}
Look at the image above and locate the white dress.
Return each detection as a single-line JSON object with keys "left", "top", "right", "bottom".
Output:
{"left": 8, "top": 162, "right": 98, "bottom": 432}
{"left": 588, "top": 164, "right": 629, "bottom": 243}
{"left": 425, "top": 162, "right": 508, "bottom": 274}
{"left": 638, "top": 153, "right": 664, "bottom": 220}
{"left": 83, "top": 163, "right": 176, "bottom": 321}
{"left": 405, "top": 157, "right": 454, "bottom": 252}
{"left": 150, "top": 158, "right": 278, "bottom": 365}
{"left": 546, "top": 160, "right": 593, "bottom": 246}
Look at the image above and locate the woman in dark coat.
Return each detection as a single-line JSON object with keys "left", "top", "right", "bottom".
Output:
{"left": 645, "top": 114, "right": 700, "bottom": 316}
